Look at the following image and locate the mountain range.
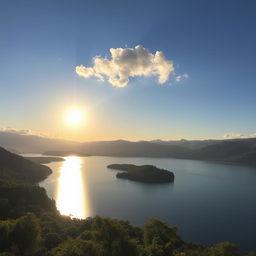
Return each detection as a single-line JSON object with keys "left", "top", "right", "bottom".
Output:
{"left": 0, "top": 131, "right": 255, "bottom": 165}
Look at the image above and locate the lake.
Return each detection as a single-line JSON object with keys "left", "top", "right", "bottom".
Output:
{"left": 39, "top": 155, "right": 256, "bottom": 252}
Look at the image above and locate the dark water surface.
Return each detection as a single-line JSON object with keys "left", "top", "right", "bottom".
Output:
{"left": 39, "top": 156, "right": 256, "bottom": 252}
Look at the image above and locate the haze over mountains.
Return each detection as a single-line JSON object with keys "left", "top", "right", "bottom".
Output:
{"left": 0, "top": 131, "right": 256, "bottom": 165}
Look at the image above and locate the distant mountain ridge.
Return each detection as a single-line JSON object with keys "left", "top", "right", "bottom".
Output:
{"left": 149, "top": 139, "right": 223, "bottom": 149}
{"left": 0, "top": 131, "right": 256, "bottom": 166}
{"left": 78, "top": 140, "right": 194, "bottom": 158}
{"left": 194, "top": 138, "right": 256, "bottom": 165}
{"left": 0, "top": 131, "right": 79, "bottom": 153}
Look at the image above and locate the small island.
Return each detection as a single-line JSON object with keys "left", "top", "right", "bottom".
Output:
{"left": 107, "top": 164, "right": 174, "bottom": 184}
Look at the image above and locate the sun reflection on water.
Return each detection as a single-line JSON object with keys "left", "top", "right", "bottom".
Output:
{"left": 56, "top": 156, "right": 89, "bottom": 219}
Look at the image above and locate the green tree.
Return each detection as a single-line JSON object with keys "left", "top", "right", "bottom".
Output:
{"left": 51, "top": 239, "right": 99, "bottom": 256}
{"left": 144, "top": 219, "right": 179, "bottom": 246}
{"left": 44, "top": 232, "right": 62, "bottom": 250}
{"left": 145, "top": 236, "right": 165, "bottom": 256}
{"left": 91, "top": 216, "right": 139, "bottom": 256}
{"left": 205, "top": 242, "right": 239, "bottom": 256}
{"left": 244, "top": 252, "right": 256, "bottom": 256}
{"left": 144, "top": 219, "right": 181, "bottom": 256}
{"left": 11, "top": 213, "right": 41, "bottom": 255}
{"left": 0, "top": 220, "right": 14, "bottom": 251}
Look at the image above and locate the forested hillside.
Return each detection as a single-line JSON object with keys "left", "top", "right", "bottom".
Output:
{"left": 0, "top": 147, "right": 52, "bottom": 183}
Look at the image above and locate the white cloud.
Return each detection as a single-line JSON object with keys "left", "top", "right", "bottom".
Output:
{"left": 75, "top": 45, "right": 174, "bottom": 87}
{"left": 175, "top": 73, "right": 189, "bottom": 82}
{"left": 223, "top": 133, "right": 256, "bottom": 139}
{"left": 0, "top": 126, "right": 46, "bottom": 137}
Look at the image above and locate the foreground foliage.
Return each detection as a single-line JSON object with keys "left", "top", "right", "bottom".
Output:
{"left": 0, "top": 213, "right": 246, "bottom": 256}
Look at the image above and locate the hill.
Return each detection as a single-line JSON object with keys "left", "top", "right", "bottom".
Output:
{"left": 0, "top": 148, "right": 56, "bottom": 220}
{"left": 194, "top": 138, "right": 256, "bottom": 165}
{"left": 43, "top": 151, "right": 90, "bottom": 157}
{"left": 0, "top": 146, "right": 52, "bottom": 183}
{"left": 149, "top": 139, "right": 222, "bottom": 149}
{"left": 1, "top": 131, "right": 256, "bottom": 166}
{"left": 78, "top": 140, "right": 193, "bottom": 158}
{"left": 0, "top": 131, "right": 79, "bottom": 153}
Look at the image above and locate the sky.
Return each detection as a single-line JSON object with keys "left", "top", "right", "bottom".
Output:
{"left": 0, "top": 0, "right": 256, "bottom": 142}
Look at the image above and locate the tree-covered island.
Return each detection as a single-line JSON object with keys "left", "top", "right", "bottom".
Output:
{"left": 107, "top": 164, "right": 175, "bottom": 184}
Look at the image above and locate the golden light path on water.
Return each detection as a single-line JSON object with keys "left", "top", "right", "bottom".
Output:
{"left": 56, "top": 156, "right": 90, "bottom": 219}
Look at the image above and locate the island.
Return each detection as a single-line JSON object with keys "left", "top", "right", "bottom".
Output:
{"left": 43, "top": 151, "right": 90, "bottom": 157}
{"left": 107, "top": 164, "right": 174, "bottom": 184}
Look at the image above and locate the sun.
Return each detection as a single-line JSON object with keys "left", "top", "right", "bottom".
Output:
{"left": 66, "top": 109, "right": 83, "bottom": 125}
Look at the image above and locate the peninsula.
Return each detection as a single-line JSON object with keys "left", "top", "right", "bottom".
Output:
{"left": 43, "top": 151, "right": 90, "bottom": 157}
{"left": 25, "top": 156, "right": 64, "bottom": 164}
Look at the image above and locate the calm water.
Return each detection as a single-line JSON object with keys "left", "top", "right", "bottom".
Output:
{"left": 38, "top": 156, "right": 256, "bottom": 252}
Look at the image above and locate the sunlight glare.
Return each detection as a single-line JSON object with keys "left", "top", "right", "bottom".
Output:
{"left": 67, "top": 109, "right": 83, "bottom": 125}
{"left": 56, "top": 156, "right": 89, "bottom": 218}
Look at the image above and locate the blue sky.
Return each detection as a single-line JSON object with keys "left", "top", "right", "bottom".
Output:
{"left": 0, "top": 0, "right": 256, "bottom": 141}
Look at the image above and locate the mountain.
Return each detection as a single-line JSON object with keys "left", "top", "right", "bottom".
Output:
{"left": 52, "top": 138, "right": 256, "bottom": 166}
{"left": 0, "top": 132, "right": 217, "bottom": 153}
{"left": 77, "top": 140, "right": 193, "bottom": 158}
{"left": 0, "top": 131, "right": 79, "bottom": 153}
{"left": 0, "top": 131, "right": 256, "bottom": 166}
{"left": 149, "top": 139, "right": 222, "bottom": 149}
{"left": 194, "top": 138, "right": 256, "bottom": 165}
